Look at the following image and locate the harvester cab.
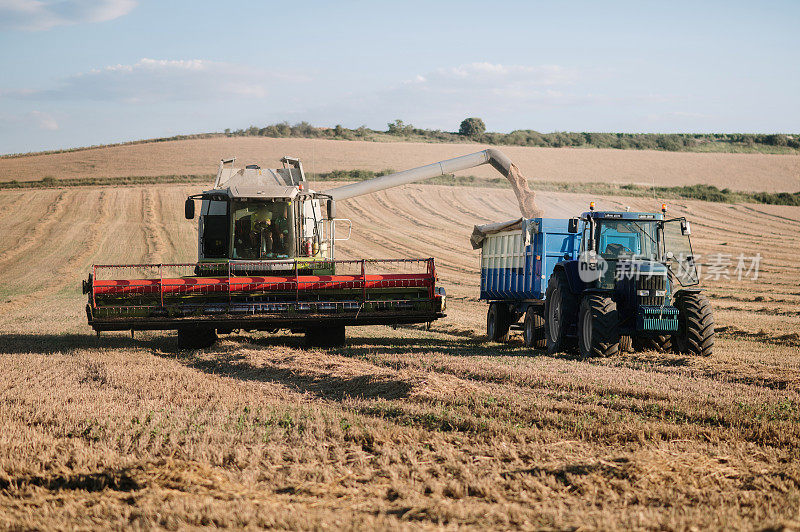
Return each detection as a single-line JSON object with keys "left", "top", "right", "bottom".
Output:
{"left": 184, "top": 156, "right": 346, "bottom": 273}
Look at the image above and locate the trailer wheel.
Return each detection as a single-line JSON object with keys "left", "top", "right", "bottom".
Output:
{"left": 544, "top": 271, "right": 578, "bottom": 354}
{"left": 177, "top": 327, "right": 217, "bottom": 350}
{"left": 523, "top": 307, "right": 546, "bottom": 349}
{"left": 674, "top": 293, "right": 714, "bottom": 356}
{"left": 633, "top": 335, "right": 673, "bottom": 353}
{"left": 486, "top": 303, "right": 510, "bottom": 343}
{"left": 577, "top": 294, "right": 620, "bottom": 357}
{"left": 305, "top": 325, "right": 346, "bottom": 348}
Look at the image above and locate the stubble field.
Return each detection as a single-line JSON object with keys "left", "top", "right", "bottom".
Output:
{"left": 0, "top": 169, "right": 799, "bottom": 528}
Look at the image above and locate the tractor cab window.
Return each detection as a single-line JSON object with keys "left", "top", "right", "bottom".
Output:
{"left": 231, "top": 200, "right": 295, "bottom": 260}
{"left": 596, "top": 220, "right": 659, "bottom": 261}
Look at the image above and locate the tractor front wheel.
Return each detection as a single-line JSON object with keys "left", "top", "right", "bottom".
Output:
{"left": 577, "top": 294, "right": 620, "bottom": 357}
{"left": 674, "top": 292, "right": 714, "bottom": 356}
{"left": 633, "top": 335, "right": 673, "bottom": 353}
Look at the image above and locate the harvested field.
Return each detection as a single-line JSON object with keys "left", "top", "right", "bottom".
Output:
{"left": 0, "top": 182, "right": 799, "bottom": 529}
{"left": 2, "top": 136, "right": 800, "bottom": 192}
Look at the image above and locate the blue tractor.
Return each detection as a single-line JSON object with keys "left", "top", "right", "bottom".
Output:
{"left": 475, "top": 204, "right": 714, "bottom": 357}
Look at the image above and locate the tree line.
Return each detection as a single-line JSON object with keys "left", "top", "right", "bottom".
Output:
{"left": 223, "top": 118, "right": 799, "bottom": 153}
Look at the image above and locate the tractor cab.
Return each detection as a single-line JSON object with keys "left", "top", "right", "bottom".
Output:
{"left": 574, "top": 204, "right": 699, "bottom": 292}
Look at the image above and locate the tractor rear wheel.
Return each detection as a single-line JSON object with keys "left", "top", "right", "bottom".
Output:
{"left": 523, "top": 307, "right": 546, "bottom": 349}
{"left": 577, "top": 294, "right": 620, "bottom": 357}
{"left": 545, "top": 271, "right": 578, "bottom": 354}
{"left": 633, "top": 335, "right": 673, "bottom": 352}
{"left": 487, "top": 303, "right": 510, "bottom": 343}
{"left": 674, "top": 292, "right": 714, "bottom": 356}
{"left": 305, "top": 325, "right": 346, "bottom": 348}
{"left": 177, "top": 327, "right": 217, "bottom": 350}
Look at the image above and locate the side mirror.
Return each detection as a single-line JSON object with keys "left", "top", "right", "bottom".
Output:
{"left": 185, "top": 198, "right": 195, "bottom": 220}
{"left": 681, "top": 220, "right": 691, "bottom": 236}
{"left": 327, "top": 199, "right": 336, "bottom": 219}
{"left": 568, "top": 218, "right": 579, "bottom": 233}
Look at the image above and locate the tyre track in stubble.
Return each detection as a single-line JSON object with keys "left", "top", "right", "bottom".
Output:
{"left": 0, "top": 192, "right": 28, "bottom": 223}
{"left": 345, "top": 195, "right": 476, "bottom": 277}
{"left": 142, "top": 188, "right": 168, "bottom": 263}
{"left": 0, "top": 191, "right": 112, "bottom": 313}
{"left": 0, "top": 191, "right": 69, "bottom": 269}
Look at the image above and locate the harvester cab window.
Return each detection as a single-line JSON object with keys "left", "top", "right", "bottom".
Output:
{"left": 231, "top": 201, "right": 294, "bottom": 259}
{"left": 662, "top": 218, "right": 699, "bottom": 286}
{"left": 596, "top": 220, "right": 659, "bottom": 261}
{"left": 201, "top": 199, "right": 229, "bottom": 258}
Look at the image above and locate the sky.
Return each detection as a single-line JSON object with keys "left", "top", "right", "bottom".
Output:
{"left": 0, "top": 0, "right": 798, "bottom": 154}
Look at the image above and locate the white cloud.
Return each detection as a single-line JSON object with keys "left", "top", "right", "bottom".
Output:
{"left": 0, "top": 0, "right": 136, "bottom": 31}
{"left": 29, "top": 110, "right": 58, "bottom": 130}
{"left": 10, "top": 58, "right": 278, "bottom": 103}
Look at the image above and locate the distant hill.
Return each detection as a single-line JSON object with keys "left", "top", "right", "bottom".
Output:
{"left": 1, "top": 136, "right": 798, "bottom": 193}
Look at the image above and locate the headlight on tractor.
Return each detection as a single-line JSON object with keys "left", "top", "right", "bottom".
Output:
{"left": 638, "top": 289, "right": 667, "bottom": 297}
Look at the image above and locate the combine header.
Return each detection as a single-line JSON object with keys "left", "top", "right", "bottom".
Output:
{"left": 84, "top": 150, "right": 521, "bottom": 348}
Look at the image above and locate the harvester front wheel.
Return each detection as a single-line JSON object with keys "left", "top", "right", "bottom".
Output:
{"left": 577, "top": 294, "right": 620, "bottom": 357}
{"left": 305, "top": 325, "right": 346, "bottom": 348}
{"left": 523, "top": 307, "right": 546, "bottom": 349}
{"left": 674, "top": 292, "right": 714, "bottom": 356}
{"left": 487, "top": 303, "right": 510, "bottom": 343}
{"left": 545, "top": 271, "right": 578, "bottom": 354}
{"left": 177, "top": 327, "right": 217, "bottom": 350}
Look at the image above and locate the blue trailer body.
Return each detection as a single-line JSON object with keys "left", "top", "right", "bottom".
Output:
{"left": 480, "top": 218, "right": 580, "bottom": 301}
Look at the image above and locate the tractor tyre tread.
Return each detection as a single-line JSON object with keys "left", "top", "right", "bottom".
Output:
{"left": 578, "top": 294, "right": 620, "bottom": 357}
{"left": 675, "top": 293, "right": 714, "bottom": 356}
{"left": 633, "top": 335, "right": 673, "bottom": 353}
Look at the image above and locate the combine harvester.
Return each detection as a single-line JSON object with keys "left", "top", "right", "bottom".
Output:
{"left": 474, "top": 203, "right": 715, "bottom": 356}
{"left": 84, "top": 150, "right": 521, "bottom": 348}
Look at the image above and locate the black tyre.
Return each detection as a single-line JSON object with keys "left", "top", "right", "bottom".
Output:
{"left": 486, "top": 302, "right": 510, "bottom": 343}
{"left": 633, "top": 335, "right": 673, "bottom": 352}
{"left": 305, "top": 325, "right": 346, "bottom": 348}
{"left": 674, "top": 292, "right": 714, "bottom": 356}
{"left": 544, "top": 270, "right": 578, "bottom": 354}
{"left": 523, "top": 307, "right": 546, "bottom": 349}
{"left": 577, "top": 294, "right": 620, "bottom": 357}
{"left": 177, "top": 327, "right": 217, "bottom": 349}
